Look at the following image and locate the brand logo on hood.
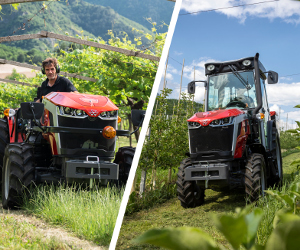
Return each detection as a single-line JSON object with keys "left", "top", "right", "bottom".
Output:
{"left": 201, "top": 119, "right": 210, "bottom": 126}
{"left": 89, "top": 110, "right": 98, "bottom": 117}
{"left": 79, "top": 97, "right": 99, "bottom": 106}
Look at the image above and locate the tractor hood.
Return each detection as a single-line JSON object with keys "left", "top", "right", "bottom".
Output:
{"left": 187, "top": 109, "right": 245, "bottom": 126}
{"left": 45, "top": 92, "right": 118, "bottom": 113}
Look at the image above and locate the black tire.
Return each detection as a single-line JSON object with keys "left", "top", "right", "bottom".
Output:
{"left": 269, "top": 127, "right": 283, "bottom": 187}
{"left": 176, "top": 158, "right": 205, "bottom": 208}
{"left": 244, "top": 153, "right": 267, "bottom": 202}
{"left": 0, "top": 118, "right": 9, "bottom": 186}
{"left": 2, "top": 143, "right": 35, "bottom": 209}
{"left": 113, "top": 146, "right": 135, "bottom": 186}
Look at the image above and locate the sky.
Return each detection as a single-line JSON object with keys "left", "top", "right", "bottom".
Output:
{"left": 160, "top": 0, "right": 300, "bottom": 130}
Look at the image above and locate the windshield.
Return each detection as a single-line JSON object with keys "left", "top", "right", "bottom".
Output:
{"left": 207, "top": 71, "right": 257, "bottom": 110}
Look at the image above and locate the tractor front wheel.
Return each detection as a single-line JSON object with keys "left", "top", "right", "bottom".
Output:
{"left": 176, "top": 158, "right": 205, "bottom": 208}
{"left": 244, "top": 153, "right": 267, "bottom": 202}
{"left": 2, "top": 143, "right": 35, "bottom": 209}
{"left": 113, "top": 146, "right": 135, "bottom": 186}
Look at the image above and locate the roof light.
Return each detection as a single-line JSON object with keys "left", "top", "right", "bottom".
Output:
{"left": 242, "top": 60, "right": 251, "bottom": 66}
{"left": 207, "top": 65, "right": 215, "bottom": 71}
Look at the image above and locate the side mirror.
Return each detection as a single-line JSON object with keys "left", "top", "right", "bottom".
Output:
{"left": 188, "top": 81, "right": 195, "bottom": 94}
{"left": 131, "top": 109, "right": 145, "bottom": 127}
{"left": 21, "top": 102, "right": 44, "bottom": 119}
{"left": 267, "top": 71, "right": 278, "bottom": 84}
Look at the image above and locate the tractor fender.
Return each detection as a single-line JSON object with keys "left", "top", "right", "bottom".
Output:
{"left": 267, "top": 120, "right": 276, "bottom": 152}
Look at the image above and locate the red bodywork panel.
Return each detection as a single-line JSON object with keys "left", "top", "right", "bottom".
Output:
{"left": 234, "top": 120, "right": 250, "bottom": 158}
{"left": 7, "top": 116, "right": 24, "bottom": 143}
{"left": 188, "top": 109, "right": 250, "bottom": 159}
{"left": 45, "top": 92, "right": 118, "bottom": 117}
{"left": 41, "top": 109, "right": 58, "bottom": 155}
{"left": 187, "top": 109, "right": 245, "bottom": 126}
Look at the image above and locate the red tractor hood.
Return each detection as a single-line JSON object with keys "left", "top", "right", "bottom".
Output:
{"left": 45, "top": 92, "right": 118, "bottom": 114}
{"left": 187, "top": 109, "right": 245, "bottom": 126}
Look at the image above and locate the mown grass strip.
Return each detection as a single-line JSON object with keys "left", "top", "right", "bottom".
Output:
{"left": 23, "top": 184, "right": 123, "bottom": 246}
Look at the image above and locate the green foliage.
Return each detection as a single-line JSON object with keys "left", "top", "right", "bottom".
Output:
{"left": 0, "top": 0, "right": 154, "bottom": 51}
{"left": 55, "top": 29, "right": 164, "bottom": 110}
{"left": 0, "top": 28, "right": 164, "bottom": 113}
{"left": 213, "top": 207, "right": 264, "bottom": 250}
{"left": 265, "top": 182, "right": 300, "bottom": 214}
{"left": 126, "top": 183, "right": 177, "bottom": 215}
{"left": 0, "top": 69, "right": 38, "bottom": 112}
{"left": 282, "top": 148, "right": 300, "bottom": 158}
{"left": 134, "top": 227, "right": 220, "bottom": 250}
{"left": 280, "top": 131, "right": 300, "bottom": 150}
{"left": 0, "top": 44, "right": 47, "bottom": 64}
{"left": 134, "top": 205, "right": 300, "bottom": 250}
{"left": 83, "top": 0, "right": 174, "bottom": 32}
{"left": 139, "top": 89, "right": 195, "bottom": 172}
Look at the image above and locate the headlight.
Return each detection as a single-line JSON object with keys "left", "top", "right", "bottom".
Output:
{"left": 211, "top": 119, "right": 221, "bottom": 126}
{"left": 188, "top": 121, "right": 201, "bottom": 128}
{"left": 242, "top": 60, "right": 251, "bottom": 66}
{"left": 64, "top": 107, "right": 72, "bottom": 114}
{"left": 100, "top": 111, "right": 118, "bottom": 118}
{"left": 207, "top": 65, "right": 215, "bottom": 71}
{"left": 75, "top": 109, "right": 84, "bottom": 116}
{"left": 58, "top": 106, "right": 86, "bottom": 117}
{"left": 210, "top": 117, "right": 233, "bottom": 127}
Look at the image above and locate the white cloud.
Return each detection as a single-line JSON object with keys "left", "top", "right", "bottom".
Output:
{"left": 181, "top": 0, "right": 300, "bottom": 23}
{"left": 269, "top": 104, "right": 284, "bottom": 113}
{"left": 183, "top": 57, "right": 216, "bottom": 81}
{"left": 174, "top": 51, "right": 183, "bottom": 56}
{"left": 266, "top": 82, "right": 300, "bottom": 106}
{"left": 166, "top": 72, "right": 173, "bottom": 80}
{"left": 168, "top": 64, "right": 181, "bottom": 75}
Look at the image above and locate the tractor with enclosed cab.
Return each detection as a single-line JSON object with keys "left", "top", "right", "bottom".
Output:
{"left": 176, "top": 53, "right": 282, "bottom": 208}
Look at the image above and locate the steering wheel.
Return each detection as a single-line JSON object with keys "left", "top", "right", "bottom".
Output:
{"left": 226, "top": 100, "right": 246, "bottom": 108}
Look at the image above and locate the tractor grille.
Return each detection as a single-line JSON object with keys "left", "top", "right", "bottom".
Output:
{"left": 58, "top": 116, "right": 116, "bottom": 151}
{"left": 189, "top": 125, "right": 234, "bottom": 153}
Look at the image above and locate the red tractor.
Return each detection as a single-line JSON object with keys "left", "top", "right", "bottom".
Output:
{"left": 176, "top": 53, "right": 282, "bottom": 208}
{"left": 0, "top": 91, "right": 144, "bottom": 209}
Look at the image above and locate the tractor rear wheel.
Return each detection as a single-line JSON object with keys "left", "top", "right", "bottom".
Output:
{"left": 176, "top": 158, "right": 205, "bottom": 208}
{"left": 2, "top": 143, "right": 35, "bottom": 209}
{"left": 113, "top": 146, "right": 135, "bottom": 186}
{"left": 0, "top": 118, "right": 9, "bottom": 187}
{"left": 244, "top": 153, "right": 267, "bottom": 202}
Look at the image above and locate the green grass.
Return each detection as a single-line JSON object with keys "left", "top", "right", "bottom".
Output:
{"left": 0, "top": 213, "right": 74, "bottom": 249}
{"left": 23, "top": 184, "right": 124, "bottom": 246}
{"left": 116, "top": 152, "right": 300, "bottom": 249}
{"left": 116, "top": 136, "right": 137, "bottom": 149}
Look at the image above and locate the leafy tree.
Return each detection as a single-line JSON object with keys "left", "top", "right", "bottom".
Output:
{"left": 0, "top": 28, "right": 165, "bottom": 115}
{"left": 55, "top": 28, "right": 165, "bottom": 112}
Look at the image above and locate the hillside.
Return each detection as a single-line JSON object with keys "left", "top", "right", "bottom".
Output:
{"left": 84, "top": 0, "right": 175, "bottom": 32}
{"left": 0, "top": 0, "right": 152, "bottom": 51}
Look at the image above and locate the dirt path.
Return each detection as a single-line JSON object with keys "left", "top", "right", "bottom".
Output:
{"left": 0, "top": 205, "right": 105, "bottom": 250}
{"left": 0, "top": 64, "right": 37, "bottom": 78}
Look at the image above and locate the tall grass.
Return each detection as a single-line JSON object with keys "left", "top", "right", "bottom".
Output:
{"left": 23, "top": 184, "right": 124, "bottom": 246}
{"left": 256, "top": 172, "right": 300, "bottom": 246}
